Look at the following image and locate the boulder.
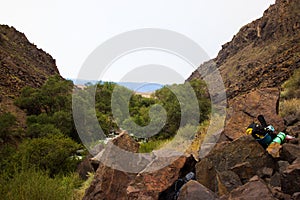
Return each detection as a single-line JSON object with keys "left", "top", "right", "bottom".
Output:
{"left": 281, "top": 163, "right": 300, "bottom": 195}
{"left": 280, "top": 143, "right": 300, "bottom": 164}
{"left": 230, "top": 162, "right": 255, "bottom": 184}
{"left": 224, "top": 88, "right": 285, "bottom": 140}
{"left": 270, "top": 187, "right": 291, "bottom": 200}
{"left": 216, "top": 170, "right": 242, "bottom": 196}
{"left": 221, "top": 176, "right": 276, "bottom": 200}
{"left": 286, "top": 121, "right": 300, "bottom": 137}
{"left": 83, "top": 132, "right": 140, "bottom": 200}
{"left": 177, "top": 180, "right": 218, "bottom": 200}
{"left": 127, "top": 152, "right": 189, "bottom": 200}
{"left": 76, "top": 154, "right": 94, "bottom": 180}
{"left": 292, "top": 192, "right": 300, "bottom": 200}
{"left": 278, "top": 160, "right": 290, "bottom": 174}
{"left": 269, "top": 172, "right": 281, "bottom": 187}
{"left": 196, "top": 136, "right": 276, "bottom": 192}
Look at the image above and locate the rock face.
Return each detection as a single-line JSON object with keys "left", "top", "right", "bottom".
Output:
{"left": 0, "top": 25, "right": 61, "bottom": 127}
{"left": 188, "top": 0, "right": 300, "bottom": 100}
{"left": 188, "top": 0, "right": 300, "bottom": 140}
{"left": 224, "top": 87, "right": 284, "bottom": 140}
{"left": 0, "top": 25, "right": 60, "bottom": 97}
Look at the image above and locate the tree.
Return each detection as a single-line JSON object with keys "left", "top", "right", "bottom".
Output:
{"left": 0, "top": 112, "right": 16, "bottom": 139}
{"left": 15, "top": 134, "right": 81, "bottom": 175}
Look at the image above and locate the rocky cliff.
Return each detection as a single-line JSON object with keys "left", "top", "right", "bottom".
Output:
{"left": 0, "top": 25, "right": 61, "bottom": 127}
{"left": 0, "top": 25, "right": 60, "bottom": 98}
{"left": 188, "top": 0, "right": 300, "bottom": 140}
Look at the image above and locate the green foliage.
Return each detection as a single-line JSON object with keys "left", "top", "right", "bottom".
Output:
{"left": 0, "top": 144, "right": 17, "bottom": 179}
{"left": 138, "top": 138, "right": 171, "bottom": 153}
{"left": 73, "top": 172, "right": 95, "bottom": 200}
{"left": 15, "top": 134, "right": 81, "bottom": 176}
{"left": 26, "top": 123, "right": 62, "bottom": 138}
{"left": 15, "top": 86, "right": 41, "bottom": 115}
{"left": 15, "top": 75, "right": 79, "bottom": 141}
{"left": 0, "top": 169, "right": 82, "bottom": 200}
{"left": 153, "top": 79, "right": 211, "bottom": 139}
{"left": 0, "top": 112, "right": 16, "bottom": 138}
{"left": 15, "top": 75, "right": 73, "bottom": 115}
{"left": 281, "top": 68, "right": 300, "bottom": 99}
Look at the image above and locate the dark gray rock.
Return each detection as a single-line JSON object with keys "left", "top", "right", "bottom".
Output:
{"left": 281, "top": 163, "right": 300, "bottom": 195}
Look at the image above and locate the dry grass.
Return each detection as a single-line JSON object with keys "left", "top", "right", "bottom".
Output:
{"left": 279, "top": 98, "right": 300, "bottom": 118}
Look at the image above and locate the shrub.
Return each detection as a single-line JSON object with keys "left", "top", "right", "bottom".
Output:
{"left": 279, "top": 98, "right": 300, "bottom": 118}
{"left": 0, "top": 169, "right": 81, "bottom": 200}
{"left": 15, "top": 134, "right": 81, "bottom": 175}
{"left": 0, "top": 112, "right": 16, "bottom": 139}
{"left": 139, "top": 138, "right": 171, "bottom": 153}
{"left": 281, "top": 68, "right": 300, "bottom": 99}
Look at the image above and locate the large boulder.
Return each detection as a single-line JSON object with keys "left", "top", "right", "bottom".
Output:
{"left": 196, "top": 136, "right": 276, "bottom": 193}
{"left": 127, "top": 152, "right": 192, "bottom": 200}
{"left": 280, "top": 143, "right": 300, "bottom": 164}
{"left": 83, "top": 132, "right": 140, "bottom": 200}
{"left": 281, "top": 163, "right": 300, "bottom": 195}
{"left": 224, "top": 88, "right": 285, "bottom": 140}
{"left": 177, "top": 180, "right": 218, "bottom": 200}
{"left": 216, "top": 170, "right": 242, "bottom": 196}
{"left": 220, "top": 176, "right": 276, "bottom": 200}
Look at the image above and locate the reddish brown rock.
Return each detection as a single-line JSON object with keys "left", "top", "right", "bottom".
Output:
{"left": 83, "top": 132, "right": 140, "bottom": 200}
{"left": 127, "top": 153, "right": 187, "bottom": 200}
{"left": 221, "top": 176, "right": 276, "bottom": 200}
{"left": 280, "top": 143, "right": 300, "bottom": 164}
{"left": 196, "top": 136, "right": 276, "bottom": 192}
{"left": 177, "top": 180, "right": 218, "bottom": 200}
{"left": 224, "top": 88, "right": 285, "bottom": 140}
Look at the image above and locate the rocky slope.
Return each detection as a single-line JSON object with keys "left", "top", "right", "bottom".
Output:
{"left": 0, "top": 25, "right": 60, "bottom": 97}
{"left": 0, "top": 25, "right": 61, "bottom": 127}
{"left": 188, "top": 0, "right": 300, "bottom": 140}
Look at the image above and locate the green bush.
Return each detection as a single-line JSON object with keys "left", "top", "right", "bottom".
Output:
{"left": 0, "top": 112, "right": 16, "bottom": 139}
{"left": 0, "top": 169, "right": 81, "bottom": 200}
{"left": 15, "top": 134, "right": 81, "bottom": 175}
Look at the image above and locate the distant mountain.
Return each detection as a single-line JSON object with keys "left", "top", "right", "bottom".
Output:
{"left": 70, "top": 79, "right": 164, "bottom": 93}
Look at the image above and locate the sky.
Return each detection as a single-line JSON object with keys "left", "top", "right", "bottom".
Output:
{"left": 0, "top": 0, "right": 275, "bottom": 83}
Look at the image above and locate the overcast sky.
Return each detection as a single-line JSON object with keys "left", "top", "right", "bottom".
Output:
{"left": 1, "top": 0, "right": 275, "bottom": 83}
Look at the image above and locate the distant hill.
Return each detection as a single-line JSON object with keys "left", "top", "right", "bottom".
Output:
{"left": 71, "top": 79, "right": 163, "bottom": 93}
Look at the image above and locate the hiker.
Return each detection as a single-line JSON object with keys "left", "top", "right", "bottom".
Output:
{"left": 246, "top": 115, "right": 295, "bottom": 149}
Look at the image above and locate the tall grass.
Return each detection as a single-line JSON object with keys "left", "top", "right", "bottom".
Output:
{"left": 0, "top": 169, "right": 82, "bottom": 200}
{"left": 139, "top": 138, "right": 171, "bottom": 153}
{"left": 279, "top": 98, "right": 300, "bottom": 118}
